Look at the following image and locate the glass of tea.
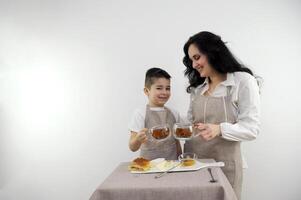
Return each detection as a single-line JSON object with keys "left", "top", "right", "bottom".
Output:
{"left": 178, "top": 152, "right": 197, "bottom": 167}
{"left": 149, "top": 124, "right": 171, "bottom": 141}
{"left": 173, "top": 123, "right": 194, "bottom": 141}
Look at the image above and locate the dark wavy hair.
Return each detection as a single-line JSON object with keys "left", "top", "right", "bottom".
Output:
{"left": 183, "top": 31, "right": 253, "bottom": 93}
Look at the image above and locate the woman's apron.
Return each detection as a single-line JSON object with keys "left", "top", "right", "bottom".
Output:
{"left": 184, "top": 89, "right": 243, "bottom": 200}
{"left": 140, "top": 105, "right": 178, "bottom": 160}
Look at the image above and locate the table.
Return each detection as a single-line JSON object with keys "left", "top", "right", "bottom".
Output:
{"left": 89, "top": 159, "right": 237, "bottom": 200}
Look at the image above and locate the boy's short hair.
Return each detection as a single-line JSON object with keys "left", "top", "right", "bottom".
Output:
{"left": 145, "top": 68, "right": 171, "bottom": 88}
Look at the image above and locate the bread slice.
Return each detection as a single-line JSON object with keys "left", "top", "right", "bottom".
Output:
{"left": 129, "top": 157, "right": 151, "bottom": 171}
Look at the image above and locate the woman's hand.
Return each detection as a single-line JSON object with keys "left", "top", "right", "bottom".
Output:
{"left": 194, "top": 123, "right": 221, "bottom": 141}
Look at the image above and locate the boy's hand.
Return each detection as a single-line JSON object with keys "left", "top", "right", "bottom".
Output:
{"left": 136, "top": 128, "right": 148, "bottom": 144}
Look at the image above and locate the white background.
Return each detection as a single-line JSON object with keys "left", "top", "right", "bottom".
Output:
{"left": 0, "top": 0, "right": 300, "bottom": 199}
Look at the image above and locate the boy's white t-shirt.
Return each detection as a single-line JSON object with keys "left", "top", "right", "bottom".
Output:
{"left": 128, "top": 106, "right": 183, "bottom": 133}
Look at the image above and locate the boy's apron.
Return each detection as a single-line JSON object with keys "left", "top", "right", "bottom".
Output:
{"left": 140, "top": 105, "right": 178, "bottom": 160}
{"left": 184, "top": 90, "right": 243, "bottom": 200}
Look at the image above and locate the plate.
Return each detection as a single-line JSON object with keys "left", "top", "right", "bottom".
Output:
{"left": 130, "top": 158, "right": 224, "bottom": 174}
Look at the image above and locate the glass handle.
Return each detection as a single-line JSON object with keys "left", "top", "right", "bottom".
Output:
{"left": 147, "top": 129, "right": 153, "bottom": 142}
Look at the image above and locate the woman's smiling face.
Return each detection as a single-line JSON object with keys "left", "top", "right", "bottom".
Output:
{"left": 188, "top": 43, "right": 214, "bottom": 78}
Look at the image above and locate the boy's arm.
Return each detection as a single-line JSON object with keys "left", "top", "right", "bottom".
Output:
{"left": 129, "top": 129, "right": 148, "bottom": 152}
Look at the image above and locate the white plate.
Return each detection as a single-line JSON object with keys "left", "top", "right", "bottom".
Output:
{"left": 131, "top": 159, "right": 224, "bottom": 174}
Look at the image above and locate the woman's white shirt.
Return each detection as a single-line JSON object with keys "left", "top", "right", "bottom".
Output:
{"left": 187, "top": 72, "right": 261, "bottom": 142}
{"left": 128, "top": 106, "right": 183, "bottom": 133}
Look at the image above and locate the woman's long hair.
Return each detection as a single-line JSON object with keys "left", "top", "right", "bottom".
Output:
{"left": 183, "top": 31, "right": 253, "bottom": 93}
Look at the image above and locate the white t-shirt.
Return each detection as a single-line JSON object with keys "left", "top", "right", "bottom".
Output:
{"left": 128, "top": 106, "right": 183, "bottom": 133}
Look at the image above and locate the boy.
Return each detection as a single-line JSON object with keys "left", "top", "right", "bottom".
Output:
{"left": 128, "top": 67, "right": 182, "bottom": 160}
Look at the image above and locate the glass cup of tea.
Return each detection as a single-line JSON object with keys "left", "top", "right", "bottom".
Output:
{"left": 149, "top": 124, "right": 171, "bottom": 141}
{"left": 178, "top": 152, "right": 197, "bottom": 167}
{"left": 173, "top": 123, "right": 194, "bottom": 141}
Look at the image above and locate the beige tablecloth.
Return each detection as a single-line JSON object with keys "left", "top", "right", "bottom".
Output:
{"left": 90, "top": 159, "right": 237, "bottom": 200}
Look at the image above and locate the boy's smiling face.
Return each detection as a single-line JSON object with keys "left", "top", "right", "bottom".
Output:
{"left": 144, "top": 77, "right": 171, "bottom": 107}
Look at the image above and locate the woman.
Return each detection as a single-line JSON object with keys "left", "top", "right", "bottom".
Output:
{"left": 183, "top": 31, "right": 260, "bottom": 200}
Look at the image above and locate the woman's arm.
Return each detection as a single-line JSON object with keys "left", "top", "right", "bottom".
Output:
{"left": 220, "top": 76, "right": 261, "bottom": 141}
